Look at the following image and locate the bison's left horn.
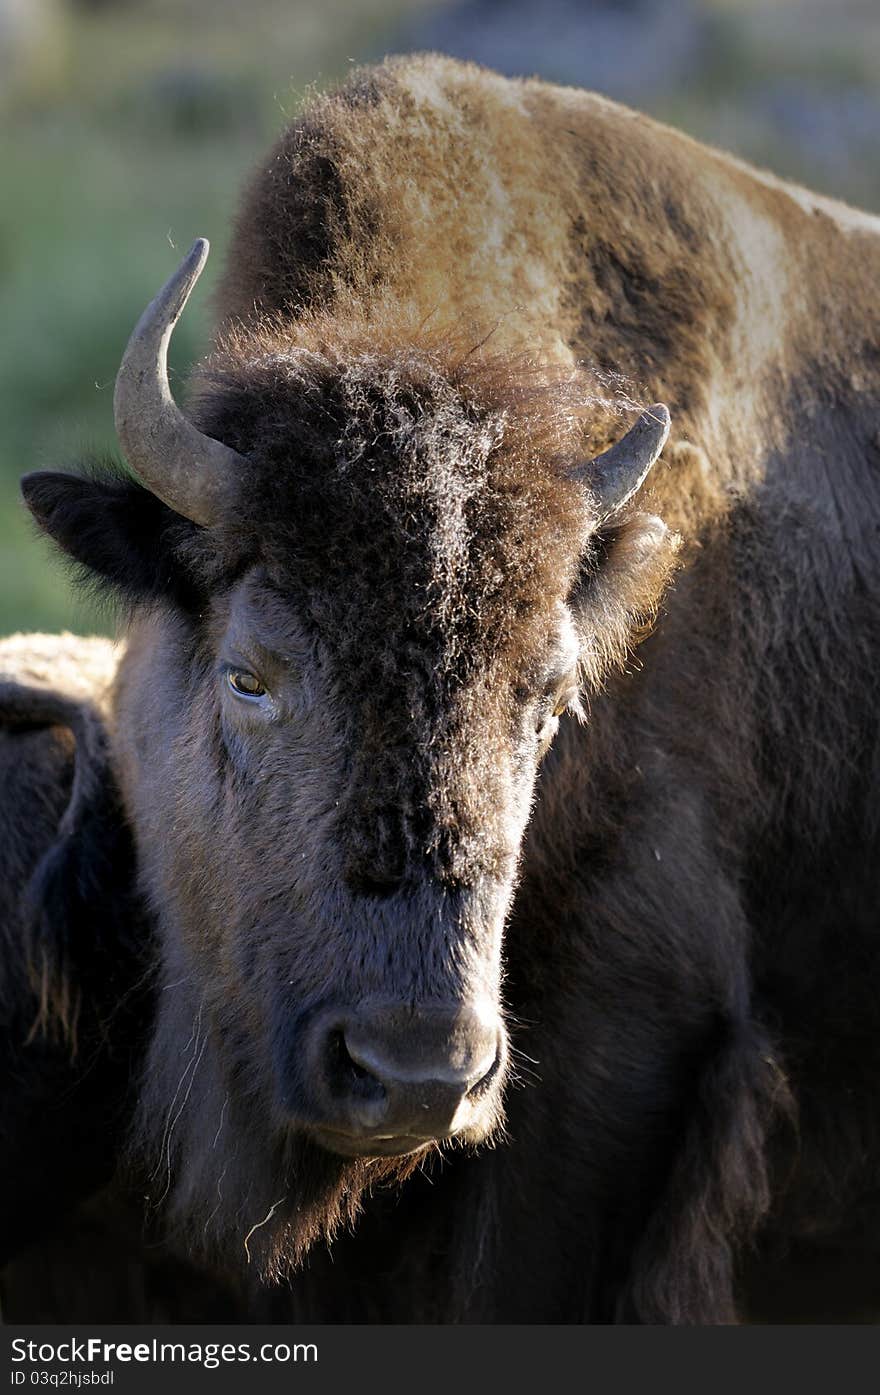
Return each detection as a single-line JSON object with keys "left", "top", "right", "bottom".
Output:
{"left": 114, "top": 238, "right": 243, "bottom": 527}
{"left": 577, "top": 404, "right": 670, "bottom": 521}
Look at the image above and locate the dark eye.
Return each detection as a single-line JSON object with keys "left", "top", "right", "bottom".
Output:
{"left": 227, "top": 669, "right": 267, "bottom": 700}
{"left": 542, "top": 679, "right": 577, "bottom": 727}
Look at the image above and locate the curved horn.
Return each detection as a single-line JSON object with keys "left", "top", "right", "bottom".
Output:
{"left": 114, "top": 238, "right": 243, "bottom": 527}
{"left": 578, "top": 404, "right": 670, "bottom": 521}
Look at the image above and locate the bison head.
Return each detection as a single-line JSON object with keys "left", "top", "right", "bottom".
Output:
{"left": 22, "top": 242, "right": 676, "bottom": 1276}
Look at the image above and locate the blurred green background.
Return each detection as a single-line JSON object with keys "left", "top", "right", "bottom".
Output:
{"left": 2, "top": 0, "right": 879, "bottom": 638}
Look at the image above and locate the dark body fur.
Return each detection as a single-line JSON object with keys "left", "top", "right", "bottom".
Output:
{"left": 0, "top": 637, "right": 145, "bottom": 1267}
{"left": 0, "top": 637, "right": 242, "bottom": 1322}
{"left": 6, "top": 57, "right": 880, "bottom": 1322}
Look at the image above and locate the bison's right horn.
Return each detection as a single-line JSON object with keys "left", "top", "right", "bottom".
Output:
{"left": 576, "top": 404, "right": 670, "bottom": 522}
{"left": 114, "top": 238, "right": 243, "bottom": 527}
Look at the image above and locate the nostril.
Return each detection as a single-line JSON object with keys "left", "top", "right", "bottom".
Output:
{"left": 348, "top": 1055, "right": 372, "bottom": 1083}
{"left": 325, "top": 1029, "right": 386, "bottom": 1102}
{"left": 465, "top": 1044, "right": 501, "bottom": 1100}
{"left": 303, "top": 1007, "right": 504, "bottom": 1147}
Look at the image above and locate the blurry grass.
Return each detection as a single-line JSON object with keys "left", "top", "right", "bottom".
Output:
{"left": 0, "top": 0, "right": 430, "bottom": 635}
{"left": 0, "top": 108, "right": 253, "bottom": 634}
{"left": 1, "top": 0, "right": 879, "bottom": 637}
{"left": 662, "top": 1, "right": 880, "bottom": 212}
{"left": 0, "top": 155, "right": 237, "bottom": 632}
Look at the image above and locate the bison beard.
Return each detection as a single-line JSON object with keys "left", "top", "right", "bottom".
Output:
{"left": 134, "top": 1000, "right": 433, "bottom": 1281}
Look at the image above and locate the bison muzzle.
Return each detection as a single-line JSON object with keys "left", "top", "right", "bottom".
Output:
{"left": 294, "top": 1000, "right": 503, "bottom": 1156}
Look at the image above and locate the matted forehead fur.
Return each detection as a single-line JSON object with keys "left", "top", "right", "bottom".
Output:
{"left": 187, "top": 309, "right": 675, "bottom": 653}
{"left": 193, "top": 313, "right": 591, "bottom": 612}
{"left": 186, "top": 315, "right": 662, "bottom": 662}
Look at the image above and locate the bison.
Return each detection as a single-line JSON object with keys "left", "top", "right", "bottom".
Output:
{"left": 0, "top": 634, "right": 246, "bottom": 1322}
{"left": 4, "top": 53, "right": 880, "bottom": 1323}
{"left": 0, "top": 635, "right": 145, "bottom": 1265}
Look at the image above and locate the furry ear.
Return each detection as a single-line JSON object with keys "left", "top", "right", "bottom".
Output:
{"left": 574, "top": 510, "right": 682, "bottom": 691}
{"left": 21, "top": 467, "right": 200, "bottom": 605}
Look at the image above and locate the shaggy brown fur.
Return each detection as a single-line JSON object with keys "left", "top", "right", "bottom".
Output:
{"left": 9, "top": 55, "right": 880, "bottom": 1322}
{"left": 0, "top": 636, "right": 151, "bottom": 1268}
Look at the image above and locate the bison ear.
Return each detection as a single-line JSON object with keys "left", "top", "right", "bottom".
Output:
{"left": 572, "top": 509, "right": 681, "bottom": 690}
{"left": 21, "top": 468, "right": 199, "bottom": 604}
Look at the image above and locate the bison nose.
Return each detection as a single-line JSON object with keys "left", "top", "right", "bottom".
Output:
{"left": 307, "top": 1003, "right": 502, "bottom": 1154}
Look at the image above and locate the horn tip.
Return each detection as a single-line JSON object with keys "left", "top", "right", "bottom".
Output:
{"left": 188, "top": 237, "right": 210, "bottom": 270}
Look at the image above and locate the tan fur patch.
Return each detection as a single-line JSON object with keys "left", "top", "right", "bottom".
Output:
{"left": 216, "top": 54, "right": 880, "bottom": 543}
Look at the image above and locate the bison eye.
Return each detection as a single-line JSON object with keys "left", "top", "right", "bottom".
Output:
{"left": 547, "top": 679, "right": 577, "bottom": 720}
{"left": 536, "top": 694, "right": 569, "bottom": 739}
{"left": 226, "top": 668, "right": 267, "bottom": 700}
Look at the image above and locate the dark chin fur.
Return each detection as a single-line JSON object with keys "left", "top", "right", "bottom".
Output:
{"left": 130, "top": 994, "right": 448, "bottom": 1283}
